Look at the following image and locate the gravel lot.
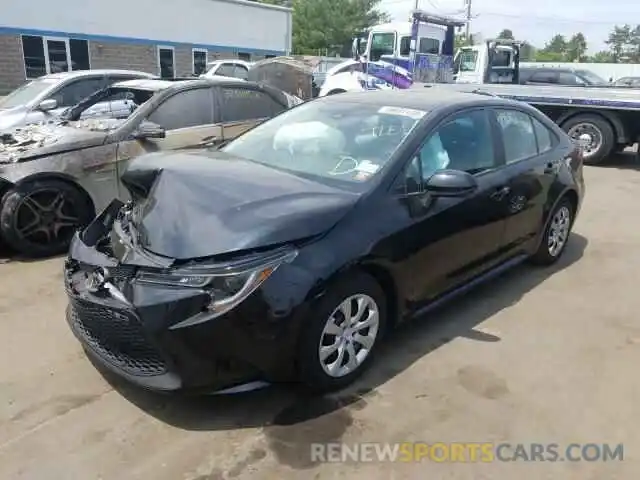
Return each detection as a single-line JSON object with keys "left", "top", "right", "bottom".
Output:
{"left": 1, "top": 155, "right": 639, "bottom": 480}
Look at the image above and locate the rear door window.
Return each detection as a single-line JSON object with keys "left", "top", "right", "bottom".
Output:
{"left": 495, "top": 109, "right": 538, "bottom": 163}
{"left": 529, "top": 71, "right": 558, "bottom": 84}
{"left": 147, "top": 87, "right": 215, "bottom": 130}
{"left": 219, "top": 87, "right": 286, "bottom": 122}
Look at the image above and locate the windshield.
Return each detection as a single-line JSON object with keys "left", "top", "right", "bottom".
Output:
{"left": 457, "top": 50, "right": 478, "bottom": 72}
{"left": 0, "top": 78, "right": 57, "bottom": 109}
{"left": 369, "top": 32, "right": 396, "bottom": 61}
{"left": 221, "top": 100, "right": 425, "bottom": 191}
{"left": 576, "top": 70, "right": 607, "bottom": 85}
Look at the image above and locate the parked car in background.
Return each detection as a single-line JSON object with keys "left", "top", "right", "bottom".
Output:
{"left": 200, "top": 60, "right": 253, "bottom": 80}
{"left": 519, "top": 67, "right": 608, "bottom": 86}
{"left": 0, "top": 70, "right": 157, "bottom": 131}
{"left": 64, "top": 89, "right": 584, "bottom": 394}
{"left": 0, "top": 77, "right": 298, "bottom": 257}
{"left": 611, "top": 76, "right": 640, "bottom": 87}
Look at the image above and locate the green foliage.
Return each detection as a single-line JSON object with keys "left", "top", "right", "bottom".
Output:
{"left": 259, "top": 0, "right": 390, "bottom": 55}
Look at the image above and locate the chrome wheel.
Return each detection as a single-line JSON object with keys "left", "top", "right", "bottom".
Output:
{"left": 548, "top": 206, "right": 571, "bottom": 257}
{"left": 318, "top": 294, "right": 380, "bottom": 378}
{"left": 567, "top": 123, "right": 602, "bottom": 160}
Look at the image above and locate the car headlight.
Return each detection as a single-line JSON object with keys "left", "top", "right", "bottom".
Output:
{"left": 136, "top": 248, "right": 298, "bottom": 317}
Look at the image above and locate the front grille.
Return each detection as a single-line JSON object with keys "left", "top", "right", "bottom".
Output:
{"left": 69, "top": 299, "right": 167, "bottom": 376}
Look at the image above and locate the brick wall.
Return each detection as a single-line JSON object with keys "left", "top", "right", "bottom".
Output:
{"left": 0, "top": 35, "right": 27, "bottom": 94}
{"left": 88, "top": 42, "right": 157, "bottom": 74}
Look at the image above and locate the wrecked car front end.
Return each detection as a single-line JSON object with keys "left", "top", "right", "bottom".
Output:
{"left": 64, "top": 200, "right": 303, "bottom": 393}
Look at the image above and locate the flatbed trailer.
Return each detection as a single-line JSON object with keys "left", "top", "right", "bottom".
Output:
{"left": 423, "top": 82, "right": 640, "bottom": 164}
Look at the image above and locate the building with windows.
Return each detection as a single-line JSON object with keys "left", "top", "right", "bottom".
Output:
{"left": 0, "top": 0, "right": 292, "bottom": 93}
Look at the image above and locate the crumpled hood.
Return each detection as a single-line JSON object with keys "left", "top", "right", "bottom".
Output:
{"left": 0, "top": 122, "right": 108, "bottom": 164}
{"left": 121, "top": 150, "right": 360, "bottom": 260}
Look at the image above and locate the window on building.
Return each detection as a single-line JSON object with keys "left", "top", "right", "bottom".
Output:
{"left": 22, "top": 35, "right": 47, "bottom": 78}
{"left": 220, "top": 87, "right": 285, "bottom": 122}
{"left": 70, "top": 39, "right": 90, "bottom": 70}
{"left": 158, "top": 46, "right": 175, "bottom": 79}
{"left": 193, "top": 49, "right": 208, "bottom": 76}
{"left": 238, "top": 52, "right": 251, "bottom": 61}
{"left": 147, "top": 87, "right": 214, "bottom": 130}
{"left": 21, "top": 36, "right": 90, "bottom": 78}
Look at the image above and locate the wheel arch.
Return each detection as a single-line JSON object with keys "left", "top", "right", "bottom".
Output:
{"left": 534, "top": 188, "right": 579, "bottom": 252}
{"left": 305, "top": 258, "right": 401, "bottom": 334}
{"left": 11, "top": 172, "right": 96, "bottom": 216}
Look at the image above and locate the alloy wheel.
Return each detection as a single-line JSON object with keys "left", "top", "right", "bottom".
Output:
{"left": 548, "top": 205, "right": 571, "bottom": 257}
{"left": 14, "top": 189, "right": 81, "bottom": 247}
{"left": 318, "top": 294, "right": 380, "bottom": 378}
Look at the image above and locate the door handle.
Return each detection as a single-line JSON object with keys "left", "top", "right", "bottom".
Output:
{"left": 490, "top": 186, "right": 510, "bottom": 201}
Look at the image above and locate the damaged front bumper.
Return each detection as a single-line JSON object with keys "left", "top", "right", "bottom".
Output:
{"left": 64, "top": 201, "right": 303, "bottom": 393}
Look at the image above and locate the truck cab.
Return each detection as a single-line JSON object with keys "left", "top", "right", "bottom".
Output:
{"left": 453, "top": 40, "right": 521, "bottom": 84}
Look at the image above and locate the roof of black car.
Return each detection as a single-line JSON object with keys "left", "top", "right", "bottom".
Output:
{"left": 320, "top": 87, "right": 513, "bottom": 110}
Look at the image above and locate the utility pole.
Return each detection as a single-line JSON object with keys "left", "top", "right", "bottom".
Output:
{"left": 464, "top": 0, "right": 472, "bottom": 43}
{"left": 414, "top": 0, "right": 419, "bottom": 9}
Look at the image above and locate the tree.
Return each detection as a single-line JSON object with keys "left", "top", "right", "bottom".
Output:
{"left": 566, "top": 33, "right": 587, "bottom": 62}
{"left": 534, "top": 34, "right": 568, "bottom": 62}
{"left": 606, "top": 24, "right": 632, "bottom": 62}
{"left": 263, "top": 0, "right": 391, "bottom": 55}
{"left": 589, "top": 50, "right": 614, "bottom": 63}
{"left": 455, "top": 33, "right": 474, "bottom": 50}
{"left": 497, "top": 29, "right": 514, "bottom": 40}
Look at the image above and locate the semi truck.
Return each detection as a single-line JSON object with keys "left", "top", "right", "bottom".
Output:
{"left": 319, "top": 10, "right": 640, "bottom": 164}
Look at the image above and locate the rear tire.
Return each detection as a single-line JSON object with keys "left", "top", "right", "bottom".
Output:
{"left": 561, "top": 114, "right": 614, "bottom": 165}
{"left": 529, "top": 198, "right": 574, "bottom": 266}
{"left": 0, "top": 179, "right": 94, "bottom": 258}
{"left": 297, "top": 272, "right": 387, "bottom": 393}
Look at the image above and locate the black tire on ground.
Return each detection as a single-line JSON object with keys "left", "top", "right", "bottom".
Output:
{"left": 529, "top": 197, "right": 574, "bottom": 266}
{"left": 297, "top": 271, "right": 387, "bottom": 393}
{"left": 560, "top": 114, "right": 615, "bottom": 165}
{"left": 326, "top": 89, "right": 346, "bottom": 96}
{"left": 0, "top": 179, "right": 94, "bottom": 258}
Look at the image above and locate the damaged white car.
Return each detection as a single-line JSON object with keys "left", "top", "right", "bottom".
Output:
{"left": 0, "top": 76, "right": 300, "bottom": 257}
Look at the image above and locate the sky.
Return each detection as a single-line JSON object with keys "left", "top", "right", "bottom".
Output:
{"left": 379, "top": 0, "right": 640, "bottom": 53}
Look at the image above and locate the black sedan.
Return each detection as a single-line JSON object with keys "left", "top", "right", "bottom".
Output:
{"left": 64, "top": 89, "right": 585, "bottom": 394}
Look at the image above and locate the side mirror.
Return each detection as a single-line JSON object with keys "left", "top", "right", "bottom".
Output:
{"left": 37, "top": 98, "right": 58, "bottom": 112}
{"left": 133, "top": 122, "right": 166, "bottom": 140}
{"left": 425, "top": 169, "right": 478, "bottom": 197}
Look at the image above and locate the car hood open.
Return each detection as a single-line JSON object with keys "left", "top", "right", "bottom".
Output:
{"left": 120, "top": 150, "right": 360, "bottom": 260}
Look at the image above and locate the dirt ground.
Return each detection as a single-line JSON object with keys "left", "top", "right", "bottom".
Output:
{"left": 1, "top": 154, "right": 639, "bottom": 480}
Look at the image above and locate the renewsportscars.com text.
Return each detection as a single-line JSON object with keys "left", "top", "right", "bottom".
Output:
{"left": 310, "top": 442, "right": 624, "bottom": 463}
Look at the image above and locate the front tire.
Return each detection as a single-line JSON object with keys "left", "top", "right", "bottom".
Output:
{"left": 297, "top": 272, "right": 387, "bottom": 393}
{"left": 530, "top": 198, "right": 574, "bottom": 266}
{"left": 0, "top": 179, "right": 93, "bottom": 257}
